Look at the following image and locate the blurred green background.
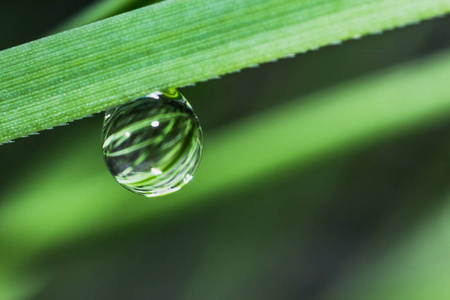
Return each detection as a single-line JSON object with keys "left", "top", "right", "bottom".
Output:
{"left": 1, "top": 1, "right": 450, "bottom": 299}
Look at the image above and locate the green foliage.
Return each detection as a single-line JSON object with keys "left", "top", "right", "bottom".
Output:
{"left": 1, "top": 0, "right": 450, "bottom": 299}
{"left": 1, "top": 0, "right": 450, "bottom": 143}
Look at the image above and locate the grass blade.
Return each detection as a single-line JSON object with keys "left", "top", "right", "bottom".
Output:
{"left": 1, "top": 0, "right": 449, "bottom": 143}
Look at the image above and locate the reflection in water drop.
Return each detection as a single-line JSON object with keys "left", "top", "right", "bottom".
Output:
{"left": 102, "top": 89, "right": 203, "bottom": 197}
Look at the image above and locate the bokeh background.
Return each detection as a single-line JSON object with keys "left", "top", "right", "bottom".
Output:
{"left": 1, "top": 0, "right": 450, "bottom": 299}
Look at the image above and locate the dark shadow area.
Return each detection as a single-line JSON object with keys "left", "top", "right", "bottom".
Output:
{"left": 0, "top": 0, "right": 93, "bottom": 50}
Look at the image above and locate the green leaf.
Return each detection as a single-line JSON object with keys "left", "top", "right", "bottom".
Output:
{"left": 1, "top": 0, "right": 449, "bottom": 143}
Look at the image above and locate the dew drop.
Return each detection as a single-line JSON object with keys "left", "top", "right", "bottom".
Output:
{"left": 102, "top": 89, "right": 203, "bottom": 197}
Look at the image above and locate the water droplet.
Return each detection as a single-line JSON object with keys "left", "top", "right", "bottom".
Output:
{"left": 102, "top": 89, "right": 203, "bottom": 197}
